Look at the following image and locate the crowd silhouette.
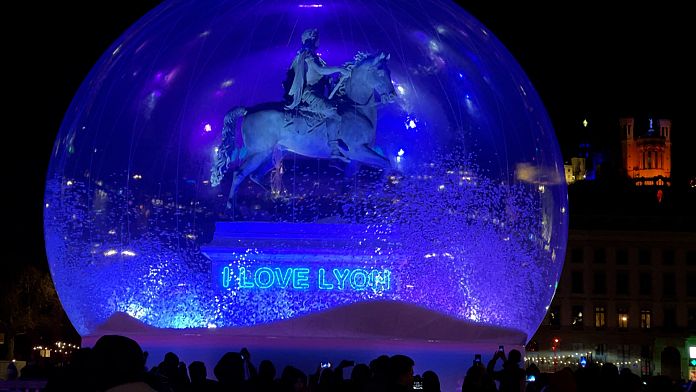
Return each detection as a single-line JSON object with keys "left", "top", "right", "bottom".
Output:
{"left": 1, "top": 335, "right": 693, "bottom": 391}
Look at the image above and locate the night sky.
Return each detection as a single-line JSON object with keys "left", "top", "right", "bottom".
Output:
{"left": 8, "top": 1, "right": 691, "bottom": 270}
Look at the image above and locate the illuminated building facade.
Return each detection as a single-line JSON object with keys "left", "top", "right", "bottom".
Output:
{"left": 621, "top": 117, "right": 672, "bottom": 186}
{"left": 530, "top": 229, "right": 696, "bottom": 381}
{"left": 564, "top": 157, "right": 587, "bottom": 185}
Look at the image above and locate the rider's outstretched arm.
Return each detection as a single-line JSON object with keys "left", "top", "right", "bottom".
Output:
{"left": 305, "top": 57, "right": 350, "bottom": 76}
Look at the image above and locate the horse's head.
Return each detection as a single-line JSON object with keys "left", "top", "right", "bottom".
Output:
{"left": 349, "top": 51, "right": 396, "bottom": 104}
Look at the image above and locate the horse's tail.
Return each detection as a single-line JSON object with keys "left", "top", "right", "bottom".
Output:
{"left": 211, "top": 107, "right": 248, "bottom": 187}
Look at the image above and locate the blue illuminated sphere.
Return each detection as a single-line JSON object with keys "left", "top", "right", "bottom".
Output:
{"left": 45, "top": 0, "right": 567, "bottom": 341}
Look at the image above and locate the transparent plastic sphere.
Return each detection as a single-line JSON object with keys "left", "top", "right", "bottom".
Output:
{"left": 45, "top": 0, "right": 567, "bottom": 340}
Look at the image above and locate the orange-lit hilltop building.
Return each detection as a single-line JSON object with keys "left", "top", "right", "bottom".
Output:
{"left": 534, "top": 116, "right": 696, "bottom": 382}
{"left": 620, "top": 117, "right": 672, "bottom": 186}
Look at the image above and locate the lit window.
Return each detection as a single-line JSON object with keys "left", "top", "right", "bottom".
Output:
{"left": 618, "top": 308, "right": 629, "bottom": 329}
{"left": 640, "top": 309, "right": 651, "bottom": 329}
{"left": 594, "top": 306, "right": 606, "bottom": 328}
{"left": 572, "top": 305, "right": 584, "bottom": 329}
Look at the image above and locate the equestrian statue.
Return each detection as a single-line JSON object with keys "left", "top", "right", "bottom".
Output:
{"left": 211, "top": 29, "right": 397, "bottom": 207}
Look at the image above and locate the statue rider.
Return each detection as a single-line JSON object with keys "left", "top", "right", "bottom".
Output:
{"left": 285, "top": 28, "right": 351, "bottom": 162}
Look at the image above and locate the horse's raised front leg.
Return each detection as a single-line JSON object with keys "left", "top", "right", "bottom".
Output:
{"left": 227, "top": 151, "right": 272, "bottom": 208}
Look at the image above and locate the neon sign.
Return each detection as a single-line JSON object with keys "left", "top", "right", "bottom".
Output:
{"left": 220, "top": 266, "right": 391, "bottom": 291}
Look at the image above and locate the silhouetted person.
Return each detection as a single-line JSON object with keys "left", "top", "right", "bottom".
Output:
{"left": 524, "top": 363, "right": 542, "bottom": 392}
{"left": 241, "top": 347, "right": 259, "bottom": 381}
{"left": 19, "top": 350, "right": 49, "bottom": 380}
{"left": 188, "top": 361, "right": 219, "bottom": 391}
{"left": 617, "top": 367, "right": 642, "bottom": 392}
{"left": 461, "top": 364, "right": 496, "bottom": 392}
{"left": 367, "top": 355, "right": 390, "bottom": 392}
{"left": 6, "top": 361, "right": 18, "bottom": 380}
{"left": 386, "top": 354, "right": 414, "bottom": 392}
{"left": 247, "top": 359, "right": 277, "bottom": 392}
{"left": 646, "top": 375, "right": 682, "bottom": 392}
{"left": 214, "top": 352, "right": 245, "bottom": 391}
{"left": 158, "top": 352, "right": 189, "bottom": 392}
{"left": 575, "top": 363, "right": 600, "bottom": 391}
{"left": 92, "top": 334, "right": 155, "bottom": 391}
{"left": 548, "top": 367, "right": 576, "bottom": 392}
{"left": 598, "top": 362, "right": 619, "bottom": 392}
{"left": 486, "top": 349, "right": 525, "bottom": 392}
{"left": 422, "top": 370, "right": 440, "bottom": 392}
{"left": 279, "top": 365, "right": 307, "bottom": 392}
{"left": 316, "top": 367, "right": 338, "bottom": 392}
{"left": 348, "top": 363, "right": 371, "bottom": 392}
{"left": 45, "top": 347, "right": 96, "bottom": 391}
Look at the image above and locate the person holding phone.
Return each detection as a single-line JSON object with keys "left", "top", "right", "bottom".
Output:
{"left": 461, "top": 362, "right": 496, "bottom": 392}
{"left": 413, "top": 374, "right": 424, "bottom": 390}
{"left": 486, "top": 348, "right": 525, "bottom": 392}
{"left": 474, "top": 354, "right": 482, "bottom": 366}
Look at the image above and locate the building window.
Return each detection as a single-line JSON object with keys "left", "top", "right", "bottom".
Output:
{"left": 639, "top": 249, "right": 651, "bottom": 265}
{"left": 571, "top": 248, "right": 584, "bottom": 263}
{"left": 615, "top": 248, "right": 628, "bottom": 265}
{"left": 571, "top": 271, "right": 584, "bottom": 294}
{"left": 687, "top": 250, "right": 696, "bottom": 266}
{"left": 663, "top": 273, "right": 676, "bottom": 297}
{"left": 688, "top": 308, "right": 696, "bottom": 330}
{"left": 594, "top": 248, "right": 606, "bottom": 264}
{"left": 595, "top": 343, "right": 606, "bottom": 357}
{"left": 593, "top": 271, "right": 607, "bottom": 295}
{"left": 572, "top": 305, "right": 584, "bottom": 329}
{"left": 595, "top": 306, "right": 606, "bottom": 328}
{"left": 663, "top": 308, "right": 677, "bottom": 330}
{"left": 639, "top": 272, "right": 652, "bottom": 296}
{"left": 618, "top": 308, "right": 629, "bottom": 329}
{"left": 687, "top": 272, "right": 696, "bottom": 297}
{"left": 640, "top": 309, "right": 651, "bottom": 329}
{"left": 616, "top": 271, "right": 630, "bottom": 295}
{"left": 548, "top": 306, "right": 560, "bottom": 328}
{"left": 662, "top": 250, "right": 675, "bottom": 265}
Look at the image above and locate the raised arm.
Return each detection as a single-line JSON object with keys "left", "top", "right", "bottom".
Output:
{"left": 486, "top": 351, "right": 505, "bottom": 379}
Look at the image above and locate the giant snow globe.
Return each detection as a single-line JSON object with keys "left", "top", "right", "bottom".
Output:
{"left": 45, "top": 0, "right": 567, "bottom": 346}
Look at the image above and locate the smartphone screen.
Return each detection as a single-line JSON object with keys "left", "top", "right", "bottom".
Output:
{"left": 474, "top": 354, "right": 482, "bottom": 364}
{"left": 498, "top": 345, "right": 504, "bottom": 352}
{"left": 413, "top": 375, "right": 423, "bottom": 390}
